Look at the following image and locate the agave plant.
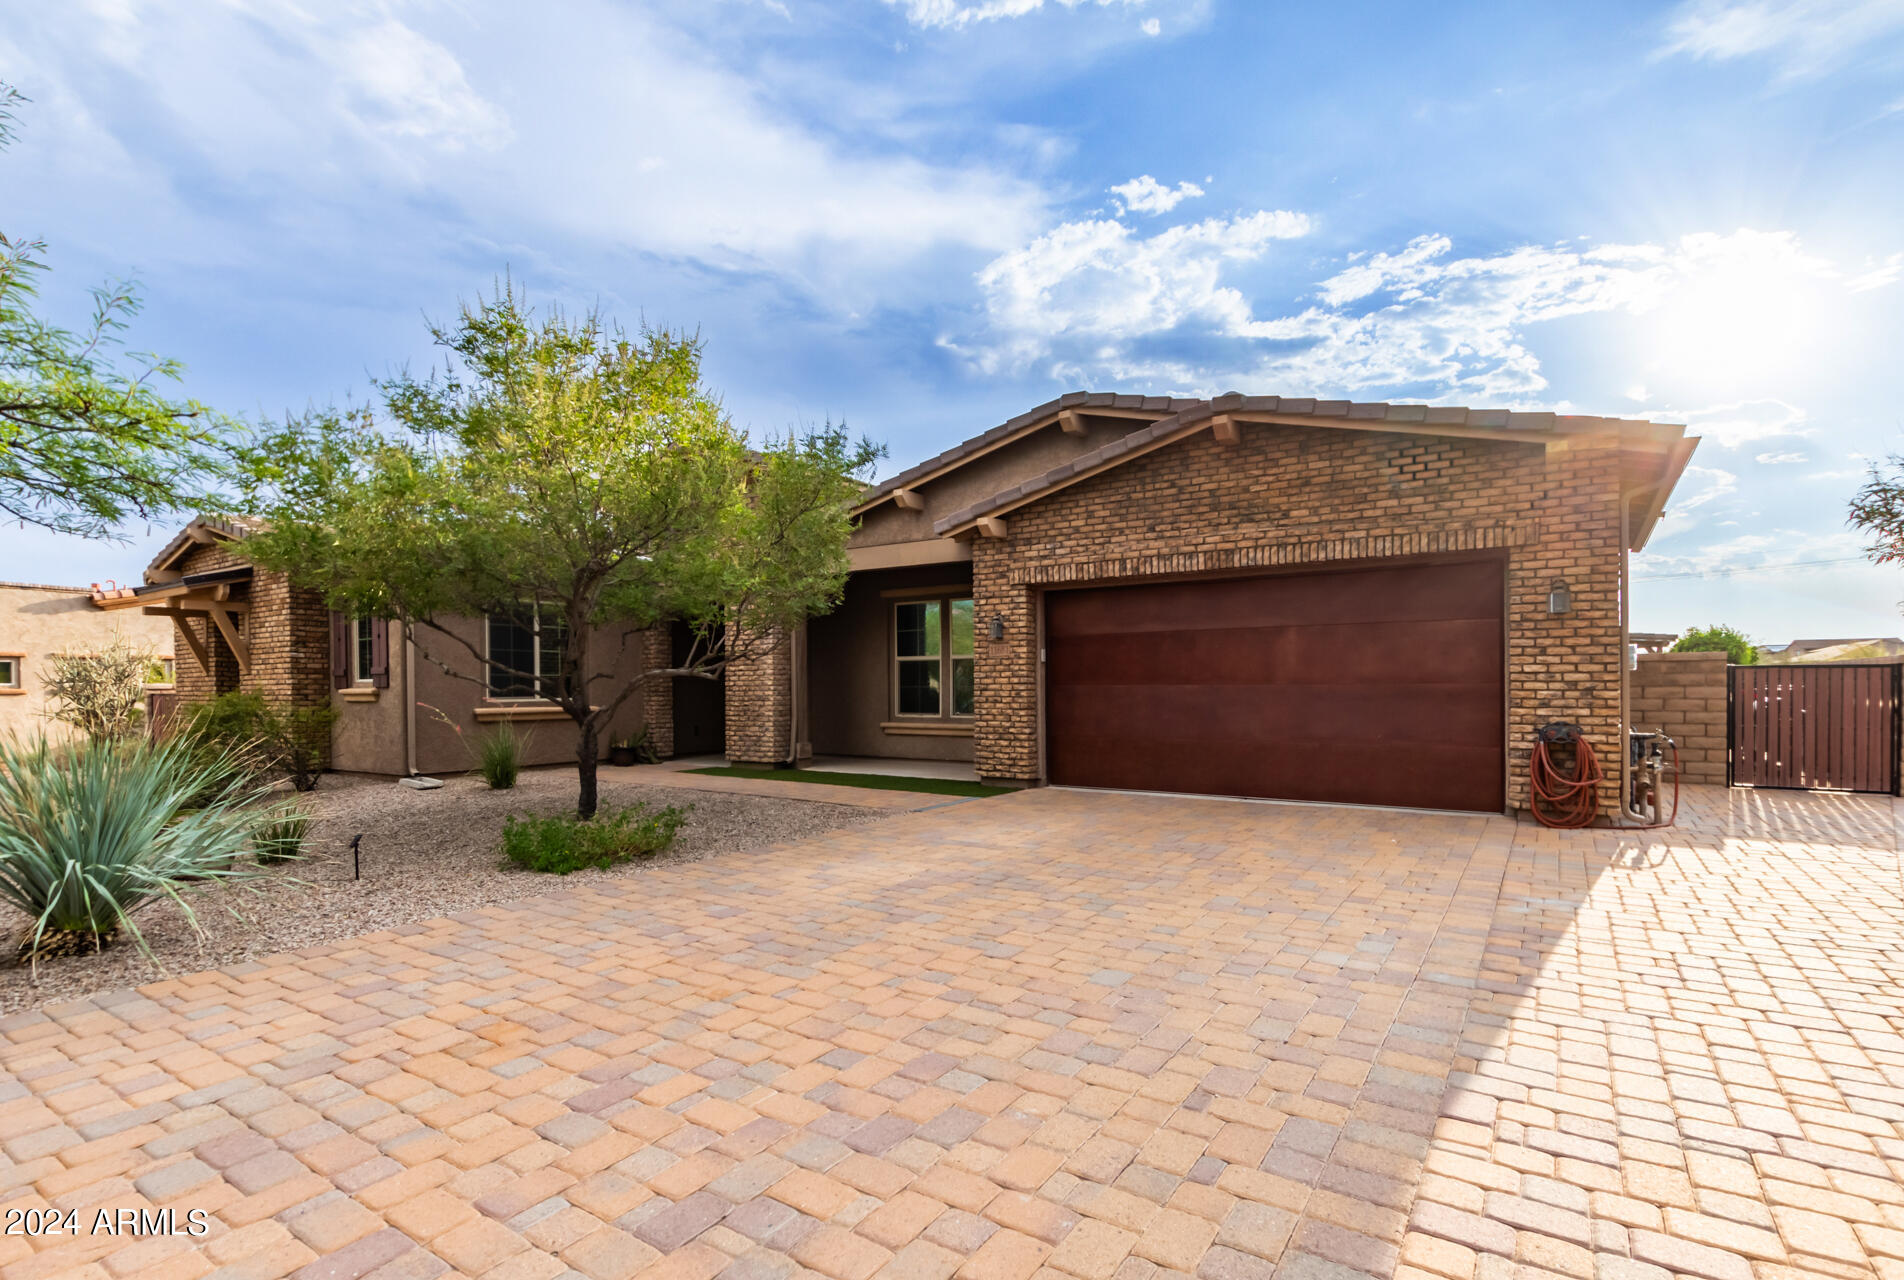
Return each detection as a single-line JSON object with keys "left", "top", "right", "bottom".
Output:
{"left": 0, "top": 733, "right": 291, "bottom": 969}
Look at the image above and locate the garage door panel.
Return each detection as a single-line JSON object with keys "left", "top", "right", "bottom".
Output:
{"left": 1048, "top": 558, "right": 1504, "bottom": 636}
{"left": 1044, "top": 558, "right": 1505, "bottom": 812}
{"left": 1049, "top": 618, "right": 1503, "bottom": 688}
{"left": 1048, "top": 682, "right": 1503, "bottom": 749}
{"left": 1047, "top": 734, "right": 1504, "bottom": 811}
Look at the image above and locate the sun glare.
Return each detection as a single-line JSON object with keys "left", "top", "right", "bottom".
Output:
{"left": 1647, "top": 231, "right": 1832, "bottom": 390}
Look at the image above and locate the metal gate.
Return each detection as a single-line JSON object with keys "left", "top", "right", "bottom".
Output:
{"left": 1729, "top": 663, "right": 1901, "bottom": 793}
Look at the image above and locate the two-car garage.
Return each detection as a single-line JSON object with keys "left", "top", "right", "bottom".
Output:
{"left": 1043, "top": 557, "right": 1506, "bottom": 813}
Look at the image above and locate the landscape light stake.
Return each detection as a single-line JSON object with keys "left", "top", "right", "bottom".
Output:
{"left": 350, "top": 834, "right": 362, "bottom": 882}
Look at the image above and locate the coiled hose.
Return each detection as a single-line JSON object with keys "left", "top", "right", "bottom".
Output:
{"left": 1530, "top": 725, "right": 1681, "bottom": 830}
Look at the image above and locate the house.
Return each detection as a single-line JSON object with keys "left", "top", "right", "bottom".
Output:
{"left": 718, "top": 392, "right": 1695, "bottom": 817}
{"left": 113, "top": 391, "right": 1695, "bottom": 818}
{"left": 1761, "top": 637, "right": 1904, "bottom": 663}
{"left": 0, "top": 580, "right": 175, "bottom": 741}
{"left": 91, "top": 517, "right": 663, "bottom": 776}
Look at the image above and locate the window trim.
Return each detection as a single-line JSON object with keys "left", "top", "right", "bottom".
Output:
{"left": 890, "top": 596, "right": 975, "bottom": 722}
{"left": 351, "top": 617, "right": 375, "bottom": 686}
{"left": 484, "top": 605, "right": 569, "bottom": 702}
{"left": 0, "top": 652, "right": 21, "bottom": 694}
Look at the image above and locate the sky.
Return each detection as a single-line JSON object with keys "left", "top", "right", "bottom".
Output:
{"left": 4, "top": 0, "right": 1904, "bottom": 643}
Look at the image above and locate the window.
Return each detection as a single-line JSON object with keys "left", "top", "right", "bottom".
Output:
{"left": 894, "top": 596, "right": 975, "bottom": 718}
{"left": 145, "top": 656, "right": 175, "bottom": 686}
{"left": 352, "top": 618, "right": 375, "bottom": 685}
{"left": 0, "top": 655, "right": 19, "bottom": 690}
{"left": 487, "top": 606, "right": 568, "bottom": 699}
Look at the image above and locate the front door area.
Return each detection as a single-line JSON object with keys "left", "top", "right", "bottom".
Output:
{"left": 1043, "top": 558, "right": 1506, "bottom": 812}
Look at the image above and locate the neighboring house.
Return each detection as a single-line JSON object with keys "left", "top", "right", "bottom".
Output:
{"left": 106, "top": 391, "right": 1696, "bottom": 817}
{"left": 1760, "top": 637, "right": 1904, "bottom": 664}
{"left": 92, "top": 518, "right": 663, "bottom": 776}
{"left": 723, "top": 392, "right": 1695, "bottom": 816}
{"left": 0, "top": 580, "right": 175, "bottom": 741}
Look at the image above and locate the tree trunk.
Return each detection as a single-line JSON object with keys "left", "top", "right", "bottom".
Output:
{"left": 577, "top": 716, "right": 600, "bottom": 820}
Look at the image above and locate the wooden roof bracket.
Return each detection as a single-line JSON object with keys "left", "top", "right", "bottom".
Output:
{"left": 1058, "top": 409, "right": 1087, "bottom": 437}
{"left": 1209, "top": 414, "right": 1240, "bottom": 445}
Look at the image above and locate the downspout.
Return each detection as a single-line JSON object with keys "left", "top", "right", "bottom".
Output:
{"left": 1618, "top": 500, "right": 1632, "bottom": 819}
{"left": 404, "top": 623, "right": 418, "bottom": 777}
{"left": 787, "top": 622, "right": 804, "bottom": 768}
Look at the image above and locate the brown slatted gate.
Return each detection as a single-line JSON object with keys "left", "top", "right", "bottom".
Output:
{"left": 1729, "top": 663, "right": 1901, "bottom": 793}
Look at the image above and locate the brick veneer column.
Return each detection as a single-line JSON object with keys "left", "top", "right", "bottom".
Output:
{"left": 724, "top": 624, "right": 792, "bottom": 766}
{"left": 973, "top": 540, "right": 1039, "bottom": 784}
{"left": 641, "top": 626, "right": 674, "bottom": 758}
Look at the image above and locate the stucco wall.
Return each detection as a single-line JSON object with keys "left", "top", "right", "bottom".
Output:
{"left": 807, "top": 564, "right": 975, "bottom": 762}
{"left": 0, "top": 583, "right": 174, "bottom": 742}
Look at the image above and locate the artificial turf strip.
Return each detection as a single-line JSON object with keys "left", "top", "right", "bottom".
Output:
{"left": 684, "top": 766, "right": 1011, "bottom": 798}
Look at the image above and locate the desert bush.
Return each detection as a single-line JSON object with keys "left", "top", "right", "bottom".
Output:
{"left": 0, "top": 734, "right": 287, "bottom": 966}
{"left": 501, "top": 802, "right": 688, "bottom": 875}
{"left": 253, "top": 808, "right": 312, "bottom": 864}
{"left": 181, "top": 692, "right": 338, "bottom": 792}
{"left": 43, "top": 637, "right": 154, "bottom": 740}
{"left": 477, "top": 721, "right": 526, "bottom": 790}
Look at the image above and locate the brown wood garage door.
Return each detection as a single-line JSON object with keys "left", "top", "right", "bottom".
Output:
{"left": 1044, "top": 558, "right": 1505, "bottom": 811}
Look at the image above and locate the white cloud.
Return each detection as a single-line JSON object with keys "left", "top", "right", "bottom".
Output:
{"left": 887, "top": 0, "right": 1146, "bottom": 28}
{"left": 961, "top": 219, "right": 1879, "bottom": 402}
{"left": 1110, "top": 175, "right": 1204, "bottom": 215}
{"left": 1670, "top": 400, "right": 1810, "bottom": 446}
{"left": 1140, "top": 17, "right": 1161, "bottom": 34}
{"left": 963, "top": 210, "right": 1311, "bottom": 374}
{"left": 1658, "top": 0, "right": 1904, "bottom": 77}
{"left": 1755, "top": 450, "right": 1808, "bottom": 463}
{"left": 1633, "top": 528, "right": 1866, "bottom": 579}
{"left": 1848, "top": 252, "right": 1904, "bottom": 292}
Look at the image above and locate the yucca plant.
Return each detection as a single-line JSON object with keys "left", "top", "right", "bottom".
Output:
{"left": 477, "top": 721, "right": 527, "bottom": 790}
{"left": 253, "top": 807, "right": 312, "bottom": 864}
{"left": 0, "top": 734, "right": 290, "bottom": 969}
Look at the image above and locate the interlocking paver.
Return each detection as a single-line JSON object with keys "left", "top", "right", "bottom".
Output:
{"left": 3, "top": 785, "right": 1901, "bottom": 1280}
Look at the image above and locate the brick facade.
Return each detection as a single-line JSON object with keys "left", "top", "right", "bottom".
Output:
{"left": 168, "top": 541, "right": 331, "bottom": 718}
{"left": 724, "top": 624, "right": 792, "bottom": 765}
{"left": 1630, "top": 650, "right": 1729, "bottom": 784}
{"left": 966, "top": 424, "right": 1630, "bottom": 815}
{"left": 641, "top": 626, "right": 674, "bottom": 759}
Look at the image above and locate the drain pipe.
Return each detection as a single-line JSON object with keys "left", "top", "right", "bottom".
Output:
{"left": 404, "top": 623, "right": 419, "bottom": 777}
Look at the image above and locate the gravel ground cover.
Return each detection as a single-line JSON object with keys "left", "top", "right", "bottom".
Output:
{"left": 0, "top": 765, "right": 883, "bottom": 1013}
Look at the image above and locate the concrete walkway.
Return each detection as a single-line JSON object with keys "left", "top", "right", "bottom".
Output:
{"left": 2, "top": 785, "right": 1902, "bottom": 1280}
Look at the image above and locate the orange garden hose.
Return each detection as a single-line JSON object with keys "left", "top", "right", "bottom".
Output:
{"left": 1529, "top": 725, "right": 1681, "bottom": 830}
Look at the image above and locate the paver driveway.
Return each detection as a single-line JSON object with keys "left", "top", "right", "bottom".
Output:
{"left": 3, "top": 785, "right": 1903, "bottom": 1280}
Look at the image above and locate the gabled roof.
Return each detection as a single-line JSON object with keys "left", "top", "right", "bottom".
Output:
{"left": 145, "top": 515, "right": 261, "bottom": 579}
{"left": 854, "top": 391, "right": 1202, "bottom": 515}
{"left": 921, "top": 393, "right": 1695, "bottom": 552}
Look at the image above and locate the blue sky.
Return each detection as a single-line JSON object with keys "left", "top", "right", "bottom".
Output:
{"left": 5, "top": 0, "right": 1904, "bottom": 642}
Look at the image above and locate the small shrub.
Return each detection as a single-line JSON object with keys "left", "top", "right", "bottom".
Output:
{"left": 43, "top": 637, "right": 155, "bottom": 740}
{"left": 254, "top": 809, "right": 312, "bottom": 864}
{"left": 616, "top": 727, "right": 662, "bottom": 765}
{"left": 501, "top": 802, "right": 689, "bottom": 875}
{"left": 181, "top": 692, "right": 338, "bottom": 792}
{"left": 477, "top": 721, "right": 527, "bottom": 790}
{"left": 0, "top": 734, "right": 286, "bottom": 966}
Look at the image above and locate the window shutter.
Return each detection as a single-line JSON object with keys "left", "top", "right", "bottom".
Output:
{"left": 370, "top": 618, "right": 391, "bottom": 689}
{"left": 330, "top": 612, "right": 349, "bottom": 691}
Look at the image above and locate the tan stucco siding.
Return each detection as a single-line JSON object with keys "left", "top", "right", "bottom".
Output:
{"left": 0, "top": 584, "right": 174, "bottom": 742}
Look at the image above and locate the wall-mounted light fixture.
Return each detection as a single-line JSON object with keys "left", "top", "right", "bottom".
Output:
{"left": 988, "top": 614, "right": 1005, "bottom": 642}
{"left": 1547, "top": 580, "right": 1573, "bottom": 615}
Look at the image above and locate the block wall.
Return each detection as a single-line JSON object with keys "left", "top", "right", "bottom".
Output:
{"left": 1630, "top": 650, "right": 1729, "bottom": 784}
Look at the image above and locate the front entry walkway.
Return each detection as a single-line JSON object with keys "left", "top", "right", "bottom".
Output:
{"left": 3, "top": 786, "right": 1902, "bottom": 1280}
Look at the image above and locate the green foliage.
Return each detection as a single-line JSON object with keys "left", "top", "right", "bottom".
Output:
{"left": 43, "top": 637, "right": 155, "bottom": 739}
{"left": 0, "top": 734, "right": 286, "bottom": 965}
{"left": 615, "top": 726, "right": 662, "bottom": 764}
{"left": 181, "top": 691, "right": 338, "bottom": 792}
{"left": 238, "top": 283, "right": 880, "bottom": 818}
{"left": 1672, "top": 624, "right": 1758, "bottom": 665}
{"left": 501, "top": 802, "right": 689, "bottom": 874}
{"left": 0, "top": 82, "right": 233, "bottom": 537}
{"left": 477, "top": 721, "right": 527, "bottom": 790}
{"left": 1850, "top": 458, "right": 1904, "bottom": 574}
{"left": 253, "top": 808, "right": 311, "bottom": 865}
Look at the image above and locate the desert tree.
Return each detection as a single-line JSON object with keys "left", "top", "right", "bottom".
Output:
{"left": 240, "top": 285, "right": 880, "bottom": 818}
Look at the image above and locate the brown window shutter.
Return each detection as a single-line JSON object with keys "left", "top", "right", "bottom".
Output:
{"left": 330, "top": 612, "right": 349, "bottom": 690}
{"left": 370, "top": 619, "right": 391, "bottom": 689}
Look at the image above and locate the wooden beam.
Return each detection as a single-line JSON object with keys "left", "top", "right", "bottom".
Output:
{"left": 186, "top": 523, "right": 219, "bottom": 544}
{"left": 891, "top": 488, "right": 925, "bottom": 510}
{"left": 1209, "top": 414, "right": 1240, "bottom": 445}
{"left": 975, "top": 515, "right": 1008, "bottom": 539}
{"left": 208, "top": 607, "right": 251, "bottom": 673}
{"left": 164, "top": 614, "right": 211, "bottom": 673}
{"left": 1058, "top": 409, "right": 1087, "bottom": 437}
